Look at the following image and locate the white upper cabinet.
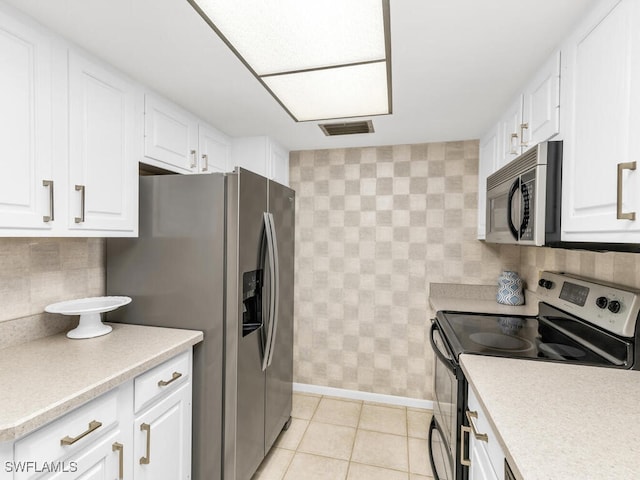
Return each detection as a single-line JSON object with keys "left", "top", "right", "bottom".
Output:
{"left": 0, "top": 3, "right": 139, "bottom": 237}
{"left": 67, "top": 50, "right": 138, "bottom": 235}
{"left": 143, "top": 94, "right": 199, "bottom": 174}
{"left": 495, "top": 51, "right": 561, "bottom": 170}
{"left": 230, "top": 136, "right": 290, "bottom": 186}
{"left": 522, "top": 52, "right": 560, "bottom": 150}
{"left": 477, "top": 124, "right": 499, "bottom": 239}
{"left": 199, "top": 123, "right": 230, "bottom": 174}
{"left": 0, "top": 6, "right": 53, "bottom": 232}
{"left": 143, "top": 93, "right": 231, "bottom": 176}
{"left": 497, "top": 95, "right": 524, "bottom": 169}
{"left": 561, "top": 0, "right": 640, "bottom": 243}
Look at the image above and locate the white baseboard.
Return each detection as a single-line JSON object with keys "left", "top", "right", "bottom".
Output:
{"left": 293, "top": 383, "right": 433, "bottom": 410}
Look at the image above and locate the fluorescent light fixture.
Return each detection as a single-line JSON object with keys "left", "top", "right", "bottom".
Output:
{"left": 188, "top": 0, "right": 392, "bottom": 122}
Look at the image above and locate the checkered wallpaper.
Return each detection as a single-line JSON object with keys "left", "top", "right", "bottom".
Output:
{"left": 289, "top": 141, "right": 520, "bottom": 400}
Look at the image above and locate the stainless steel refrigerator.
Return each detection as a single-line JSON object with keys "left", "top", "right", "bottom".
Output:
{"left": 106, "top": 168, "right": 295, "bottom": 480}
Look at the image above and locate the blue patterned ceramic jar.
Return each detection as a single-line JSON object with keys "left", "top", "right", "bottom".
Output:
{"left": 497, "top": 271, "right": 525, "bottom": 306}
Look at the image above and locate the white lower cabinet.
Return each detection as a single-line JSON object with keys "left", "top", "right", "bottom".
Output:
{"left": 133, "top": 384, "right": 191, "bottom": 480}
{"left": 464, "top": 387, "right": 505, "bottom": 480}
{"left": 5, "top": 350, "right": 192, "bottom": 480}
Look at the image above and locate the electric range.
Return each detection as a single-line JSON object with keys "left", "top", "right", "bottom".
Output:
{"left": 427, "top": 271, "right": 640, "bottom": 480}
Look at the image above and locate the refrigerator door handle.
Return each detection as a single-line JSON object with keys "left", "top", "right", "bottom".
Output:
{"left": 261, "top": 212, "right": 277, "bottom": 372}
{"left": 266, "top": 212, "right": 279, "bottom": 367}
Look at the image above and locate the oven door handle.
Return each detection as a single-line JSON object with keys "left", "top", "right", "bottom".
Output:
{"left": 429, "top": 322, "right": 456, "bottom": 375}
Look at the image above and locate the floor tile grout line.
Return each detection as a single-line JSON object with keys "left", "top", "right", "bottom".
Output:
{"left": 346, "top": 394, "right": 366, "bottom": 480}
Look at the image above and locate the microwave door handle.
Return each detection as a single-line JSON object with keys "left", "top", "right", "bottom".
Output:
{"left": 429, "top": 322, "right": 456, "bottom": 374}
{"left": 507, "top": 178, "right": 520, "bottom": 240}
{"left": 519, "top": 182, "right": 531, "bottom": 238}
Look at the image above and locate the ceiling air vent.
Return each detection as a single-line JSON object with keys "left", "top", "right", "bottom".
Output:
{"left": 319, "top": 120, "right": 374, "bottom": 136}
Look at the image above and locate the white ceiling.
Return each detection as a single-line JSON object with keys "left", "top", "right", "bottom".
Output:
{"left": 4, "top": 0, "right": 597, "bottom": 151}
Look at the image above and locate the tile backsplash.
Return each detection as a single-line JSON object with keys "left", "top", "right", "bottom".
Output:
{"left": 0, "top": 238, "right": 105, "bottom": 348}
{"left": 289, "top": 141, "right": 519, "bottom": 400}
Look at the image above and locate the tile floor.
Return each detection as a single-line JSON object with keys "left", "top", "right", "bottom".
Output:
{"left": 252, "top": 392, "right": 434, "bottom": 480}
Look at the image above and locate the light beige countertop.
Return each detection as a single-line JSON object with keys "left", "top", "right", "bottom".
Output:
{"left": 0, "top": 323, "right": 203, "bottom": 442}
{"left": 429, "top": 283, "right": 539, "bottom": 316}
{"left": 460, "top": 354, "right": 640, "bottom": 480}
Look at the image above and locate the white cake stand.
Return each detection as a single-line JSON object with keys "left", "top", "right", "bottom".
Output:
{"left": 45, "top": 296, "right": 132, "bottom": 339}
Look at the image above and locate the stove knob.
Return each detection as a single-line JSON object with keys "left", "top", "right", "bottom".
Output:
{"left": 538, "top": 279, "right": 553, "bottom": 289}
{"left": 595, "top": 296, "right": 608, "bottom": 309}
{"left": 608, "top": 300, "right": 621, "bottom": 314}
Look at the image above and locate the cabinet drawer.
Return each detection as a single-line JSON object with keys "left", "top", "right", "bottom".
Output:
{"left": 14, "top": 390, "right": 119, "bottom": 480}
{"left": 135, "top": 351, "right": 190, "bottom": 412}
{"left": 467, "top": 386, "right": 505, "bottom": 479}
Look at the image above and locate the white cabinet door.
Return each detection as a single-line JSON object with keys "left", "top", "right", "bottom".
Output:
{"left": 144, "top": 94, "right": 198, "bottom": 174}
{"left": 46, "top": 429, "right": 124, "bottom": 480}
{"left": 497, "top": 95, "right": 523, "bottom": 169}
{"left": 67, "top": 50, "right": 137, "bottom": 235}
{"left": 230, "top": 136, "right": 290, "bottom": 185}
{"left": 477, "top": 125, "right": 500, "bottom": 239}
{"left": 134, "top": 382, "right": 192, "bottom": 480}
{"left": 469, "top": 439, "right": 499, "bottom": 480}
{"left": 198, "top": 123, "right": 229, "bottom": 174}
{"left": 522, "top": 51, "right": 560, "bottom": 150}
{"left": 561, "top": 0, "right": 640, "bottom": 242}
{"left": 0, "top": 7, "right": 53, "bottom": 231}
{"left": 269, "top": 140, "right": 289, "bottom": 186}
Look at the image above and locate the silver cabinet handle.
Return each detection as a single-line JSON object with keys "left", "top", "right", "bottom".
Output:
{"left": 74, "top": 185, "right": 85, "bottom": 223}
{"left": 617, "top": 162, "right": 636, "bottom": 220}
{"left": 519, "top": 123, "right": 529, "bottom": 147}
{"left": 42, "top": 180, "right": 54, "bottom": 222}
{"left": 190, "top": 149, "right": 197, "bottom": 169}
{"left": 112, "top": 442, "right": 124, "bottom": 479}
{"left": 60, "top": 420, "right": 102, "bottom": 445}
{"left": 140, "top": 423, "right": 151, "bottom": 465}
{"left": 466, "top": 410, "right": 488, "bottom": 442}
{"left": 157, "top": 371, "right": 182, "bottom": 387}
{"left": 202, "top": 154, "right": 209, "bottom": 172}
{"left": 509, "top": 133, "right": 519, "bottom": 155}
{"left": 460, "top": 424, "right": 471, "bottom": 467}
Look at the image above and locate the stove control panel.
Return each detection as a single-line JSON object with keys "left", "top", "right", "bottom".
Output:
{"left": 536, "top": 271, "right": 640, "bottom": 337}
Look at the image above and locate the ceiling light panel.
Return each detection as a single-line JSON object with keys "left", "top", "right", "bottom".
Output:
{"left": 263, "top": 62, "right": 389, "bottom": 122}
{"left": 191, "top": 0, "right": 386, "bottom": 75}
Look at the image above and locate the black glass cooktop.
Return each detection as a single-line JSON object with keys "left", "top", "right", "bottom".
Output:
{"left": 435, "top": 305, "right": 629, "bottom": 367}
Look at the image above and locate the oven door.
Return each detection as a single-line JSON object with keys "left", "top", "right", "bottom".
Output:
{"left": 429, "top": 322, "right": 458, "bottom": 479}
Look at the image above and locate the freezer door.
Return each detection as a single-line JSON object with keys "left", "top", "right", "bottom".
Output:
{"left": 226, "top": 169, "right": 269, "bottom": 480}
{"left": 264, "top": 180, "right": 295, "bottom": 452}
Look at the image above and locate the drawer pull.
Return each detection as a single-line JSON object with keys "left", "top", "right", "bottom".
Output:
{"left": 42, "top": 180, "right": 54, "bottom": 222}
{"left": 74, "top": 184, "right": 85, "bottom": 223}
{"left": 466, "top": 410, "right": 488, "bottom": 442}
{"left": 157, "top": 371, "right": 182, "bottom": 387}
{"left": 112, "top": 442, "right": 124, "bottom": 479}
{"left": 60, "top": 420, "right": 102, "bottom": 446}
{"left": 460, "top": 424, "right": 471, "bottom": 467}
{"left": 140, "top": 423, "right": 151, "bottom": 465}
{"left": 617, "top": 162, "right": 636, "bottom": 220}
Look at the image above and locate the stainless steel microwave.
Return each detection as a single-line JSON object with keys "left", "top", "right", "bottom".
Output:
{"left": 485, "top": 141, "right": 562, "bottom": 246}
